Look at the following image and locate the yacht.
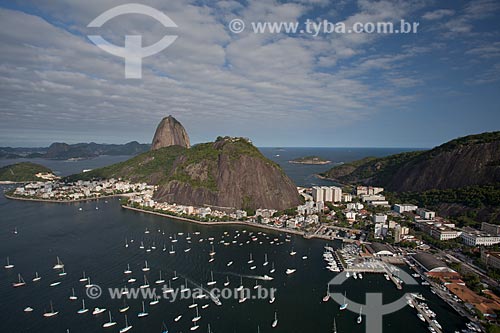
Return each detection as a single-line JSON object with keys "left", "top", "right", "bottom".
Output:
{"left": 24, "top": 307, "right": 34, "bottom": 312}
{"left": 227, "top": 261, "right": 233, "bottom": 267}
{"left": 286, "top": 268, "right": 296, "bottom": 275}
{"left": 77, "top": 299, "right": 88, "bottom": 314}
{"left": 174, "top": 315, "right": 182, "bottom": 322}
{"left": 290, "top": 248, "right": 297, "bottom": 256}
{"left": 50, "top": 281, "right": 61, "bottom": 287}
{"left": 103, "top": 311, "right": 117, "bottom": 328}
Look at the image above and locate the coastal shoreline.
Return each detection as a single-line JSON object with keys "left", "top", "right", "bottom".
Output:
{"left": 3, "top": 193, "right": 134, "bottom": 203}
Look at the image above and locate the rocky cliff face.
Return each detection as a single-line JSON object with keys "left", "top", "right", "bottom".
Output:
{"left": 322, "top": 132, "right": 500, "bottom": 192}
{"left": 153, "top": 138, "right": 301, "bottom": 210}
{"left": 151, "top": 115, "right": 190, "bottom": 150}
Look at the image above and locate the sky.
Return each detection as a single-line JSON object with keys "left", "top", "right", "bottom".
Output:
{"left": 0, "top": 0, "right": 499, "bottom": 148}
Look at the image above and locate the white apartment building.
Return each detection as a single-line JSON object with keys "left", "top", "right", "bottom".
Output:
{"left": 416, "top": 208, "right": 436, "bottom": 220}
{"left": 461, "top": 232, "right": 500, "bottom": 246}
{"left": 373, "top": 214, "right": 387, "bottom": 223}
{"left": 312, "top": 186, "right": 324, "bottom": 202}
{"left": 312, "top": 186, "right": 342, "bottom": 203}
{"left": 394, "top": 203, "right": 418, "bottom": 214}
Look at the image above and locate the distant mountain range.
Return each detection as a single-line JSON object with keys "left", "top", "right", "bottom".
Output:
{"left": 0, "top": 141, "right": 150, "bottom": 160}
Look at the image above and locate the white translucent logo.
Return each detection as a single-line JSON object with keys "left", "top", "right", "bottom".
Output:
{"left": 87, "top": 3, "right": 178, "bottom": 79}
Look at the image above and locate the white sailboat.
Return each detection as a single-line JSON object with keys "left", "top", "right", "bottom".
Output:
{"left": 169, "top": 245, "right": 176, "bottom": 255}
{"left": 140, "top": 275, "right": 150, "bottom": 289}
{"left": 174, "top": 314, "right": 182, "bottom": 322}
{"left": 53, "top": 256, "right": 64, "bottom": 270}
{"left": 69, "top": 288, "right": 77, "bottom": 300}
{"left": 103, "top": 311, "right": 117, "bottom": 328}
{"left": 142, "top": 260, "right": 150, "bottom": 272}
{"left": 357, "top": 306, "right": 363, "bottom": 324}
{"left": 119, "top": 314, "right": 133, "bottom": 333}
{"left": 238, "top": 289, "right": 247, "bottom": 303}
{"left": 13, "top": 273, "right": 26, "bottom": 287}
{"left": 192, "top": 306, "right": 201, "bottom": 322}
{"left": 285, "top": 268, "right": 296, "bottom": 275}
{"left": 149, "top": 296, "right": 160, "bottom": 306}
{"left": 119, "top": 299, "right": 130, "bottom": 313}
{"left": 163, "top": 280, "right": 174, "bottom": 294}
{"left": 92, "top": 307, "right": 106, "bottom": 315}
{"left": 79, "top": 271, "right": 88, "bottom": 282}
{"left": 181, "top": 278, "right": 190, "bottom": 293}
{"left": 155, "top": 270, "right": 165, "bottom": 284}
{"left": 272, "top": 311, "right": 278, "bottom": 328}
{"left": 85, "top": 276, "right": 93, "bottom": 288}
{"left": 209, "top": 245, "right": 216, "bottom": 256}
{"left": 172, "top": 270, "right": 179, "bottom": 281}
{"left": 333, "top": 318, "right": 337, "bottom": 333}
{"left": 270, "top": 262, "right": 276, "bottom": 274}
{"left": 188, "top": 297, "right": 198, "bottom": 309}
{"left": 323, "top": 286, "right": 330, "bottom": 302}
{"left": 290, "top": 248, "right": 297, "bottom": 256}
{"left": 43, "top": 301, "right": 58, "bottom": 317}
{"left": 236, "top": 276, "right": 244, "bottom": 291}
{"left": 248, "top": 253, "right": 254, "bottom": 264}
{"left": 339, "top": 292, "right": 348, "bottom": 310}
{"left": 4, "top": 256, "right": 14, "bottom": 269}
{"left": 207, "top": 271, "right": 216, "bottom": 286}
{"left": 263, "top": 253, "right": 269, "bottom": 266}
{"left": 32, "top": 271, "right": 41, "bottom": 282}
{"left": 124, "top": 264, "right": 132, "bottom": 274}
{"left": 224, "top": 276, "right": 230, "bottom": 287}
{"left": 137, "top": 301, "right": 149, "bottom": 318}
{"left": 58, "top": 267, "right": 67, "bottom": 276}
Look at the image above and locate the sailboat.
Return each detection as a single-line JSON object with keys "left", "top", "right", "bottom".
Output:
{"left": 224, "top": 276, "right": 230, "bottom": 287}
{"left": 357, "top": 306, "right": 363, "bottom": 324}
{"left": 209, "top": 245, "right": 216, "bottom": 256}
{"left": 161, "top": 322, "right": 169, "bottom": 333}
{"left": 190, "top": 321, "right": 200, "bottom": 331}
{"left": 43, "top": 301, "right": 58, "bottom": 317}
{"left": 285, "top": 268, "right": 296, "bottom": 275}
{"left": 339, "top": 292, "right": 348, "bottom": 310}
{"left": 85, "top": 276, "right": 93, "bottom": 288}
{"left": 103, "top": 311, "right": 117, "bottom": 328}
{"left": 124, "top": 264, "right": 132, "bottom": 274}
{"left": 92, "top": 307, "right": 106, "bottom": 315}
{"left": 188, "top": 297, "right": 198, "bottom": 309}
{"left": 169, "top": 245, "right": 176, "bottom": 255}
{"left": 155, "top": 270, "right": 165, "bottom": 284}
{"left": 290, "top": 248, "right": 297, "bottom": 256}
{"left": 4, "top": 257, "right": 14, "bottom": 269}
{"left": 270, "top": 262, "right": 276, "bottom": 274}
{"left": 13, "top": 273, "right": 26, "bottom": 287}
{"left": 226, "top": 261, "right": 233, "bottom": 267}
{"left": 140, "top": 275, "right": 150, "bottom": 289}
{"left": 172, "top": 234, "right": 178, "bottom": 243}
{"left": 58, "top": 267, "right": 67, "bottom": 276}
{"left": 172, "top": 270, "right": 179, "bottom": 281}
{"left": 119, "top": 314, "right": 133, "bottom": 333}
{"left": 142, "top": 260, "right": 150, "bottom": 272}
{"left": 69, "top": 288, "right": 77, "bottom": 300}
{"left": 125, "top": 238, "right": 129, "bottom": 248}
{"left": 163, "top": 280, "right": 174, "bottom": 294}
{"left": 248, "top": 253, "right": 254, "bottom": 264}
{"left": 333, "top": 318, "right": 337, "bottom": 333}
{"left": 263, "top": 253, "right": 269, "bottom": 266}
{"left": 238, "top": 289, "right": 247, "bottom": 303}
{"left": 79, "top": 271, "right": 88, "bottom": 282}
{"left": 174, "top": 314, "right": 182, "bottom": 322}
{"left": 32, "top": 271, "right": 41, "bottom": 282}
{"left": 119, "top": 299, "right": 130, "bottom": 313}
{"left": 192, "top": 306, "right": 201, "bottom": 322}
{"left": 53, "top": 256, "right": 64, "bottom": 270}
{"left": 181, "top": 278, "right": 190, "bottom": 293}
{"left": 137, "top": 301, "right": 148, "bottom": 318}
{"left": 207, "top": 271, "right": 216, "bottom": 286}
{"left": 139, "top": 241, "right": 145, "bottom": 249}
{"left": 323, "top": 286, "right": 330, "bottom": 302}
{"left": 272, "top": 311, "right": 278, "bottom": 328}
{"left": 149, "top": 296, "right": 160, "bottom": 306}
{"left": 236, "top": 276, "right": 244, "bottom": 291}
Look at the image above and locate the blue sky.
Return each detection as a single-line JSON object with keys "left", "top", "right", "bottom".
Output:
{"left": 0, "top": 0, "right": 499, "bottom": 148}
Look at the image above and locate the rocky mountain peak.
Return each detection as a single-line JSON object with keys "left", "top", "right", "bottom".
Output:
{"left": 151, "top": 116, "right": 190, "bottom": 150}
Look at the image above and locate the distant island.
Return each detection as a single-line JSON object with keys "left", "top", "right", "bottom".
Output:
{"left": 0, "top": 141, "right": 150, "bottom": 160}
{"left": 289, "top": 156, "right": 331, "bottom": 165}
{"left": 0, "top": 162, "right": 58, "bottom": 183}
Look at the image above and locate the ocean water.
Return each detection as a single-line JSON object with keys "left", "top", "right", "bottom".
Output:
{"left": 0, "top": 147, "right": 468, "bottom": 333}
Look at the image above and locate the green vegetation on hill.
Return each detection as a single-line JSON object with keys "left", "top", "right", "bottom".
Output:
{"left": 0, "top": 162, "right": 52, "bottom": 182}
{"left": 320, "top": 151, "right": 422, "bottom": 184}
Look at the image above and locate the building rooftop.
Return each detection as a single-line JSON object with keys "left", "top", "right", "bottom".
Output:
{"left": 411, "top": 252, "right": 455, "bottom": 273}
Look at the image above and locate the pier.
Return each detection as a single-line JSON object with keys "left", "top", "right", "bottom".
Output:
{"left": 407, "top": 295, "right": 443, "bottom": 333}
